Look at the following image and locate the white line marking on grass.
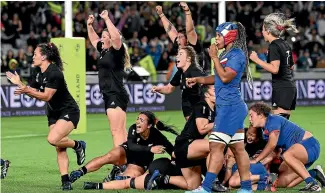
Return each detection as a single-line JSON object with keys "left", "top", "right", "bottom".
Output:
{"left": 1, "top": 130, "right": 108, "bottom": 139}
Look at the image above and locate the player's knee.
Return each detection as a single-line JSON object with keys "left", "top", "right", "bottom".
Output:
{"left": 47, "top": 135, "right": 59, "bottom": 146}
{"left": 187, "top": 181, "right": 201, "bottom": 190}
{"left": 228, "top": 177, "right": 238, "bottom": 188}
{"left": 282, "top": 151, "right": 292, "bottom": 163}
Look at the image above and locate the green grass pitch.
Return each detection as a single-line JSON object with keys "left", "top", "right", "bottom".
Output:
{"left": 1, "top": 106, "right": 325, "bottom": 193}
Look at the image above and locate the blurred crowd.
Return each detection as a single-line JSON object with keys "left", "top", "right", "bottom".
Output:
{"left": 1, "top": 1, "right": 325, "bottom": 82}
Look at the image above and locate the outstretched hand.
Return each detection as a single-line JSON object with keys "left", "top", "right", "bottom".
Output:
{"left": 6, "top": 71, "right": 21, "bottom": 85}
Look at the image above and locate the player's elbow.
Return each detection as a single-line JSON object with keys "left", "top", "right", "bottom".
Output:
{"left": 271, "top": 68, "right": 279, "bottom": 74}
{"left": 197, "top": 127, "right": 207, "bottom": 135}
{"left": 221, "top": 76, "right": 231, "bottom": 84}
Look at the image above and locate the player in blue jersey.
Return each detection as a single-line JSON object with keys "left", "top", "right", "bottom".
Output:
{"left": 249, "top": 102, "right": 322, "bottom": 192}
{"left": 186, "top": 22, "right": 253, "bottom": 193}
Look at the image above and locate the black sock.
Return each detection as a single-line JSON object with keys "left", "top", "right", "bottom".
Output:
{"left": 164, "top": 175, "right": 170, "bottom": 184}
{"left": 81, "top": 166, "right": 88, "bottom": 175}
{"left": 97, "top": 183, "right": 103, "bottom": 189}
{"left": 73, "top": 140, "right": 80, "bottom": 150}
{"left": 61, "top": 174, "right": 70, "bottom": 183}
{"left": 278, "top": 113, "right": 290, "bottom": 120}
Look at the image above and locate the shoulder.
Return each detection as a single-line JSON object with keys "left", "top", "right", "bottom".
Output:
{"left": 229, "top": 48, "right": 246, "bottom": 58}
{"left": 48, "top": 65, "right": 63, "bottom": 78}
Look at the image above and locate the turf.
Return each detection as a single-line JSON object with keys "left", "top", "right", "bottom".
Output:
{"left": 1, "top": 106, "right": 325, "bottom": 193}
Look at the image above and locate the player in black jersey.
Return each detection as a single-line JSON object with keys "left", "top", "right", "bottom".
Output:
{"left": 6, "top": 43, "right": 86, "bottom": 190}
{"left": 249, "top": 12, "right": 299, "bottom": 120}
{"left": 152, "top": 46, "right": 206, "bottom": 120}
{"left": 156, "top": 2, "right": 204, "bottom": 67}
{"left": 87, "top": 10, "right": 131, "bottom": 148}
{"left": 69, "top": 111, "right": 175, "bottom": 189}
{"left": 147, "top": 85, "right": 220, "bottom": 191}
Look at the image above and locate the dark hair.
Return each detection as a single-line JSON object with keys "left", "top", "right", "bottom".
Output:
{"left": 249, "top": 102, "right": 272, "bottom": 117}
{"left": 37, "top": 42, "right": 64, "bottom": 71}
{"left": 140, "top": 111, "right": 179, "bottom": 136}
{"left": 178, "top": 28, "right": 187, "bottom": 38}
{"left": 201, "top": 84, "right": 213, "bottom": 98}
{"left": 246, "top": 125, "right": 264, "bottom": 142}
{"left": 140, "top": 111, "right": 156, "bottom": 126}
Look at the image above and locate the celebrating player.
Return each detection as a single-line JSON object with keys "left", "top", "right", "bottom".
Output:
{"left": 6, "top": 43, "right": 86, "bottom": 190}
{"left": 152, "top": 46, "right": 206, "bottom": 120}
{"left": 69, "top": 111, "right": 175, "bottom": 188}
{"left": 186, "top": 22, "right": 253, "bottom": 193}
{"left": 249, "top": 12, "right": 298, "bottom": 119}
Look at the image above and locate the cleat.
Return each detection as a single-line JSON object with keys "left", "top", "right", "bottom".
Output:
{"left": 83, "top": 182, "right": 98, "bottom": 190}
{"left": 1, "top": 160, "right": 10, "bottom": 179}
{"left": 62, "top": 181, "right": 73, "bottom": 191}
{"left": 212, "top": 179, "right": 228, "bottom": 192}
{"left": 69, "top": 169, "right": 83, "bottom": 183}
{"left": 314, "top": 165, "right": 325, "bottom": 187}
{"left": 103, "top": 165, "right": 121, "bottom": 182}
{"left": 146, "top": 170, "right": 162, "bottom": 190}
{"left": 75, "top": 141, "right": 86, "bottom": 165}
{"left": 185, "top": 186, "right": 210, "bottom": 193}
{"left": 299, "top": 182, "right": 321, "bottom": 192}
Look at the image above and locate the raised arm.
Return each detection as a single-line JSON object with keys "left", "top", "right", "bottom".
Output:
{"left": 87, "top": 15, "right": 100, "bottom": 49}
{"left": 180, "top": 2, "right": 197, "bottom": 45}
{"left": 156, "top": 6, "right": 178, "bottom": 43}
{"left": 99, "top": 10, "right": 122, "bottom": 50}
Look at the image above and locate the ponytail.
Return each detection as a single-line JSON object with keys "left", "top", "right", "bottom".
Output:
{"left": 37, "top": 42, "right": 64, "bottom": 71}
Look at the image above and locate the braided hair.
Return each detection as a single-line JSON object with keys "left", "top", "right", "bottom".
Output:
{"left": 37, "top": 43, "right": 64, "bottom": 71}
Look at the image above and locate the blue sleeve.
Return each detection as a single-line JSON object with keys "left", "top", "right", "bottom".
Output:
{"left": 225, "top": 51, "right": 246, "bottom": 73}
{"left": 265, "top": 116, "right": 281, "bottom": 134}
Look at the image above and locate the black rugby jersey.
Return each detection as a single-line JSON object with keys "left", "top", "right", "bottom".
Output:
{"left": 30, "top": 64, "right": 79, "bottom": 113}
{"left": 267, "top": 38, "right": 295, "bottom": 88}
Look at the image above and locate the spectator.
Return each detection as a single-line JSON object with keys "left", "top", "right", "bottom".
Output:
{"left": 130, "top": 46, "right": 142, "bottom": 66}
{"left": 297, "top": 50, "right": 313, "bottom": 70}
{"left": 27, "top": 31, "right": 38, "bottom": 49}
{"left": 156, "top": 51, "right": 170, "bottom": 71}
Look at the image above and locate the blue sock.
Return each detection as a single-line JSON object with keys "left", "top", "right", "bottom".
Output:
{"left": 309, "top": 169, "right": 317, "bottom": 178}
{"left": 202, "top": 172, "right": 217, "bottom": 192}
{"left": 241, "top": 180, "right": 252, "bottom": 191}
{"left": 305, "top": 176, "right": 316, "bottom": 184}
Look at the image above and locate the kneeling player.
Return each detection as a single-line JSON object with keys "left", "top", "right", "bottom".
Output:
{"left": 249, "top": 102, "right": 323, "bottom": 192}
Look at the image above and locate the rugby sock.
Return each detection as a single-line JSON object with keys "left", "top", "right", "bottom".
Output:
{"left": 81, "top": 166, "right": 88, "bottom": 175}
{"left": 73, "top": 140, "right": 81, "bottom": 150}
{"left": 305, "top": 176, "right": 317, "bottom": 184}
{"left": 61, "top": 174, "right": 70, "bottom": 183}
{"left": 241, "top": 180, "right": 252, "bottom": 191}
{"left": 309, "top": 169, "right": 317, "bottom": 178}
{"left": 97, "top": 183, "right": 103, "bottom": 189}
{"left": 202, "top": 172, "right": 217, "bottom": 192}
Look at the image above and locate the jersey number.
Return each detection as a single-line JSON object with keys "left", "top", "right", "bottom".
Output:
{"left": 286, "top": 50, "right": 290, "bottom": 66}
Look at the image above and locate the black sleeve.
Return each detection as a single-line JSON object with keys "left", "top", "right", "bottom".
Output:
{"left": 188, "top": 40, "right": 202, "bottom": 54}
{"left": 127, "top": 124, "right": 151, "bottom": 152}
{"left": 96, "top": 41, "right": 103, "bottom": 53}
{"left": 153, "top": 129, "right": 174, "bottom": 156}
{"left": 45, "top": 71, "right": 63, "bottom": 89}
{"left": 190, "top": 68, "right": 206, "bottom": 78}
{"left": 29, "top": 67, "right": 41, "bottom": 89}
{"left": 194, "top": 103, "right": 209, "bottom": 119}
{"left": 268, "top": 43, "right": 281, "bottom": 62}
{"left": 170, "top": 69, "right": 182, "bottom": 86}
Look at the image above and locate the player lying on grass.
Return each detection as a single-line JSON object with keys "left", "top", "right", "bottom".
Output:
{"left": 6, "top": 43, "right": 86, "bottom": 190}
{"left": 249, "top": 102, "right": 323, "bottom": 192}
{"left": 224, "top": 126, "right": 280, "bottom": 191}
{"left": 69, "top": 111, "right": 176, "bottom": 185}
{"left": 1, "top": 159, "right": 10, "bottom": 179}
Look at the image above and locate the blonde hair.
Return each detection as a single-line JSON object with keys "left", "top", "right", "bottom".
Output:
{"left": 263, "top": 12, "right": 299, "bottom": 37}
{"left": 123, "top": 42, "right": 132, "bottom": 70}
